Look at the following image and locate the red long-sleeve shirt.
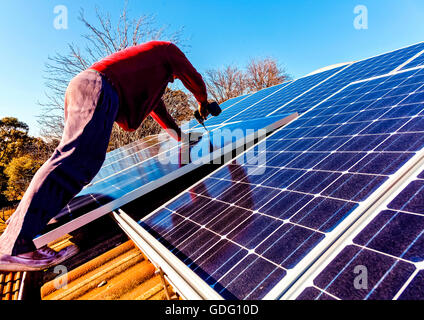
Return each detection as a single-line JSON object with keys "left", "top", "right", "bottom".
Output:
{"left": 90, "top": 41, "right": 208, "bottom": 139}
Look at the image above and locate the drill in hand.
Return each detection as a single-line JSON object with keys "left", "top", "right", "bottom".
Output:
{"left": 193, "top": 101, "right": 222, "bottom": 132}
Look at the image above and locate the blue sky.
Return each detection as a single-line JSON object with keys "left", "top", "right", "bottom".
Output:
{"left": 1, "top": 0, "right": 424, "bottom": 136}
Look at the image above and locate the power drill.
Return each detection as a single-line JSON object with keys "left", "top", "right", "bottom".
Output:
{"left": 194, "top": 101, "right": 222, "bottom": 131}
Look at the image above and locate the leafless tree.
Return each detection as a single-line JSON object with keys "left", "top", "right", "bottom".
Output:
{"left": 38, "top": 2, "right": 191, "bottom": 149}
{"left": 204, "top": 58, "right": 290, "bottom": 103}
{"left": 246, "top": 57, "right": 290, "bottom": 92}
{"left": 205, "top": 65, "right": 247, "bottom": 104}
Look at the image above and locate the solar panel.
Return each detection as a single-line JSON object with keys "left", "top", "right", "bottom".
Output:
{"left": 200, "top": 64, "right": 349, "bottom": 127}
{"left": 49, "top": 94, "right": 259, "bottom": 220}
{"left": 185, "top": 93, "right": 252, "bottom": 129}
{"left": 103, "top": 94, "right": 255, "bottom": 177}
{"left": 105, "top": 134, "right": 159, "bottom": 159}
{"left": 233, "top": 66, "right": 346, "bottom": 122}
{"left": 202, "top": 83, "right": 290, "bottom": 127}
{"left": 97, "top": 134, "right": 172, "bottom": 180}
{"left": 271, "top": 41, "right": 424, "bottom": 118}
{"left": 137, "top": 65, "right": 424, "bottom": 300}
{"left": 294, "top": 163, "right": 424, "bottom": 300}
{"left": 35, "top": 113, "right": 296, "bottom": 247}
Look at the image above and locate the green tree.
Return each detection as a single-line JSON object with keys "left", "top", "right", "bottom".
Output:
{"left": 3, "top": 155, "right": 43, "bottom": 201}
{"left": 0, "top": 117, "right": 31, "bottom": 166}
{"left": 0, "top": 118, "right": 50, "bottom": 204}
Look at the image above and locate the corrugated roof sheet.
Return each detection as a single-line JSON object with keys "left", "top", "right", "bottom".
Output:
{"left": 41, "top": 240, "right": 178, "bottom": 300}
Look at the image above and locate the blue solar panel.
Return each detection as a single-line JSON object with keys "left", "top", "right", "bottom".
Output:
{"left": 186, "top": 93, "right": 253, "bottom": 129}
{"left": 139, "top": 66, "right": 424, "bottom": 300}
{"left": 202, "top": 83, "right": 289, "bottom": 126}
{"left": 401, "top": 50, "right": 424, "bottom": 70}
{"left": 91, "top": 95, "right": 255, "bottom": 185}
{"left": 234, "top": 66, "right": 345, "bottom": 121}
{"left": 42, "top": 114, "right": 292, "bottom": 236}
{"left": 296, "top": 165, "right": 424, "bottom": 300}
{"left": 273, "top": 42, "right": 424, "bottom": 117}
{"left": 99, "top": 134, "right": 172, "bottom": 178}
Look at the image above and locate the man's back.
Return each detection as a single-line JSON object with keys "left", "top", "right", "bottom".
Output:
{"left": 90, "top": 41, "right": 207, "bottom": 131}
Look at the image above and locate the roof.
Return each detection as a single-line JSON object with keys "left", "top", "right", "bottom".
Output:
{"left": 41, "top": 239, "right": 177, "bottom": 300}
{"left": 0, "top": 271, "right": 24, "bottom": 300}
{"left": 1, "top": 213, "right": 178, "bottom": 300}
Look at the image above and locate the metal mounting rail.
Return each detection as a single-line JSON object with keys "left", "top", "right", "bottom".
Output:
{"left": 110, "top": 209, "right": 223, "bottom": 300}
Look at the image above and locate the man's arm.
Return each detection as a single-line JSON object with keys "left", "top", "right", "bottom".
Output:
{"left": 150, "top": 100, "right": 182, "bottom": 141}
{"left": 166, "top": 43, "right": 209, "bottom": 118}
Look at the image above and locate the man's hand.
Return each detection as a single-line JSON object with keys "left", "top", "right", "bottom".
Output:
{"left": 198, "top": 101, "right": 210, "bottom": 120}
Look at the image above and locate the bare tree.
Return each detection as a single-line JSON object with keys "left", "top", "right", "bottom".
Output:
{"left": 205, "top": 65, "right": 247, "bottom": 103}
{"left": 38, "top": 3, "right": 191, "bottom": 149}
{"left": 246, "top": 57, "right": 290, "bottom": 92}
{"left": 204, "top": 58, "right": 290, "bottom": 103}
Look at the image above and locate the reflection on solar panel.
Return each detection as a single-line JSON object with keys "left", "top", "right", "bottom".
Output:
{"left": 294, "top": 164, "right": 424, "bottom": 300}
{"left": 401, "top": 51, "right": 424, "bottom": 70}
{"left": 185, "top": 93, "right": 252, "bottom": 129}
{"left": 202, "top": 83, "right": 290, "bottom": 127}
{"left": 102, "top": 94, "right": 257, "bottom": 183}
{"left": 234, "top": 67, "right": 345, "bottom": 122}
{"left": 96, "top": 134, "right": 172, "bottom": 182}
{"left": 35, "top": 113, "right": 296, "bottom": 247}
{"left": 138, "top": 62, "right": 424, "bottom": 299}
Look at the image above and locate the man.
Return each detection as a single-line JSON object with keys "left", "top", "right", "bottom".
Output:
{"left": 0, "top": 41, "right": 210, "bottom": 271}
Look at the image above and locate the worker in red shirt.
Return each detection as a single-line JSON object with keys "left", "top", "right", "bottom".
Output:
{"left": 0, "top": 41, "right": 210, "bottom": 271}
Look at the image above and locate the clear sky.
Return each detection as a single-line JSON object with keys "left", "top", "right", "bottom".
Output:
{"left": 1, "top": 0, "right": 424, "bottom": 136}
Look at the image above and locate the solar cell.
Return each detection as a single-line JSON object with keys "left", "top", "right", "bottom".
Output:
{"left": 138, "top": 66, "right": 424, "bottom": 300}
{"left": 293, "top": 163, "right": 424, "bottom": 300}
{"left": 34, "top": 113, "right": 296, "bottom": 248}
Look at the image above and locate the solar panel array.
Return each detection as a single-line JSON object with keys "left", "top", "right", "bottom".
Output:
{"left": 296, "top": 165, "right": 424, "bottom": 300}
{"left": 137, "top": 42, "right": 424, "bottom": 300}
{"left": 272, "top": 42, "right": 424, "bottom": 118}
